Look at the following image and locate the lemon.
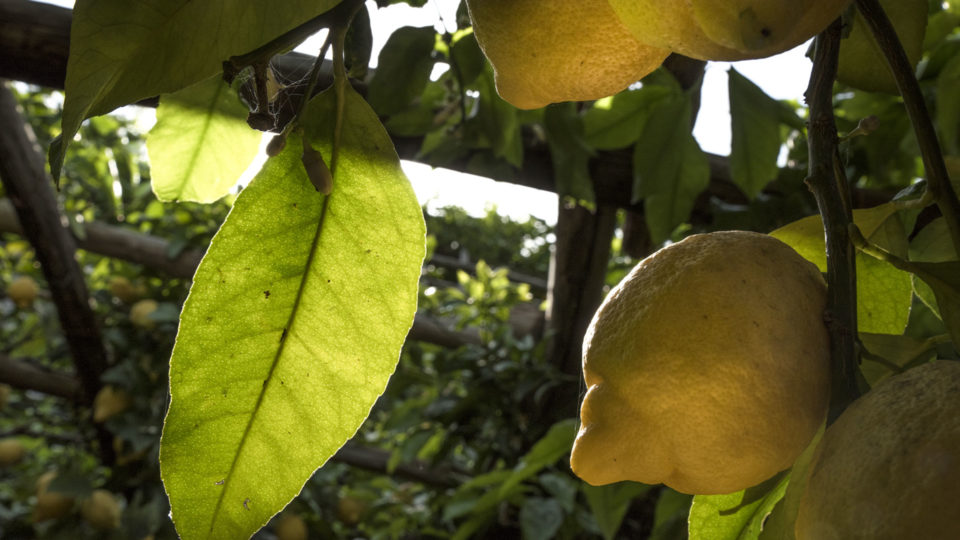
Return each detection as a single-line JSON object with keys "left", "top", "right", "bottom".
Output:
{"left": 0, "top": 438, "right": 26, "bottom": 466}
{"left": 465, "top": 0, "right": 669, "bottom": 109}
{"left": 130, "top": 299, "right": 158, "bottom": 329}
{"left": 570, "top": 231, "right": 830, "bottom": 495}
{"left": 7, "top": 276, "right": 39, "bottom": 308}
{"left": 336, "top": 495, "right": 366, "bottom": 525}
{"left": 109, "top": 276, "right": 145, "bottom": 303}
{"left": 80, "top": 489, "right": 121, "bottom": 530}
{"left": 836, "top": 0, "right": 927, "bottom": 94}
{"left": 608, "top": 0, "right": 852, "bottom": 60}
{"left": 93, "top": 386, "right": 132, "bottom": 423}
{"left": 795, "top": 361, "right": 960, "bottom": 540}
{"left": 275, "top": 512, "right": 308, "bottom": 540}
{"left": 34, "top": 471, "right": 75, "bottom": 522}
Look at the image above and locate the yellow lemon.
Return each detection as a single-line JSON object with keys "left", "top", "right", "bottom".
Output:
{"left": 80, "top": 489, "right": 121, "bottom": 530}
{"left": 275, "top": 512, "right": 308, "bottom": 540}
{"left": 465, "top": 0, "right": 670, "bottom": 109}
{"left": 7, "top": 276, "right": 39, "bottom": 308}
{"left": 34, "top": 471, "right": 75, "bottom": 522}
{"left": 608, "top": 0, "right": 852, "bottom": 60}
{"left": 130, "top": 299, "right": 158, "bottom": 329}
{"left": 571, "top": 231, "right": 830, "bottom": 495}
{"left": 837, "top": 0, "right": 928, "bottom": 94}
{"left": 795, "top": 361, "right": 960, "bottom": 540}
{"left": 93, "top": 386, "right": 132, "bottom": 423}
{"left": 0, "top": 438, "right": 26, "bottom": 466}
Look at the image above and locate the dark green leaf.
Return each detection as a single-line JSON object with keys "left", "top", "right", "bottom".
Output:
{"left": 344, "top": 5, "right": 373, "bottom": 80}
{"left": 729, "top": 68, "right": 789, "bottom": 199}
{"left": 472, "top": 65, "right": 524, "bottom": 168}
{"left": 52, "top": 0, "right": 341, "bottom": 180}
{"left": 911, "top": 261, "right": 960, "bottom": 346}
{"left": 159, "top": 86, "right": 425, "bottom": 539}
{"left": 147, "top": 75, "right": 260, "bottom": 203}
{"left": 937, "top": 52, "right": 960, "bottom": 155}
{"left": 859, "top": 333, "right": 938, "bottom": 386}
{"left": 367, "top": 26, "right": 437, "bottom": 115}
{"left": 544, "top": 103, "right": 595, "bottom": 203}
{"left": 520, "top": 498, "right": 564, "bottom": 540}
{"left": 583, "top": 86, "right": 672, "bottom": 150}
{"left": 582, "top": 482, "right": 652, "bottom": 540}
{"left": 633, "top": 96, "right": 710, "bottom": 244}
{"left": 449, "top": 31, "right": 485, "bottom": 87}
{"left": 649, "top": 488, "right": 693, "bottom": 540}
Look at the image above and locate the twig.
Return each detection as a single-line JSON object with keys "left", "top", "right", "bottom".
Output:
{"left": 803, "top": 21, "right": 861, "bottom": 423}
{"left": 855, "top": 0, "right": 960, "bottom": 257}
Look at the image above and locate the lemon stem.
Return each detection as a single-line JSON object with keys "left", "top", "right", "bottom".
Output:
{"left": 854, "top": 0, "right": 960, "bottom": 259}
{"left": 804, "top": 20, "right": 861, "bottom": 424}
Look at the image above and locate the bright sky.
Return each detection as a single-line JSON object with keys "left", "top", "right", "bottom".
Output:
{"left": 39, "top": 0, "right": 815, "bottom": 224}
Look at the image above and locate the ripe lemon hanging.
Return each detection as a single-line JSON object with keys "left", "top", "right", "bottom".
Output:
{"left": 607, "top": 0, "right": 853, "bottom": 61}
{"left": 795, "top": 361, "right": 960, "bottom": 540}
{"left": 570, "top": 231, "right": 830, "bottom": 495}
{"left": 465, "top": 0, "right": 670, "bottom": 109}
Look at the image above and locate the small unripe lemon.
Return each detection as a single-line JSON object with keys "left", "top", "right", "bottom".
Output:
{"left": 93, "top": 386, "right": 132, "bottom": 423}
{"left": 336, "top": 495, "right": 366, "bottom": 526}
{"left": 571, "top": 231, "right": 830, "bottom": 495}
{"left": 33, "top": 471, "right": 74, "bottom": 522}
{"left": 7, "top": 276, "right": 39, "bottom": 308}
{"left": 0, "top": 384, "right": 10, "bottom": 410}
{"left": 0, "top": 438, "right": 25, "bottom": 466}
{"left": 795, "top": 361, "right": 960, "bottom": 540}
{"left": 109, "top": 276, "right": 143, "bottom": 303}
{"left": 130, "top": 299, "right": 158, "bottom": 329}
{"left": 80, "top": 489, "right": 121, "bottom": 530}
{"left": 837, "top": 0, "right": 927, "bottom": 94}
{"left": 275, "top": 512, "right": 308, "bottom": 540}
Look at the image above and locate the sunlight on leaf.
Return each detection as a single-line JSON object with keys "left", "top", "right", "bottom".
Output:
{"left": 771, "top": 203, "right": 912, "bottom": 334}
{"left": 160, "top": 86, "right": 425, "bottom": 540}
{"left": 147, "top": 75, "right": 261, "bottom": 203}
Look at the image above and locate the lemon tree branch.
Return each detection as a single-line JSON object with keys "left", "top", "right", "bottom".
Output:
{"left": 804, "top": 20, "right": 861, "bottom": 423}
{"left": 855, "top": 0, "right": 960, "bottom": 258}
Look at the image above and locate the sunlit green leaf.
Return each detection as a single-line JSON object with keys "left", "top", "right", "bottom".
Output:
{"left": 147, "top": 75, "right": 260, "bottom": 203}
{"left": 160, "top": 86, "right": 425, "bottom": 540}
{"left": 633, "top": 96, "right": 710, "bottom": 244}
{"left": 771, "top": 204, "right": 912, "bottom": 334}
{"left": 52, "top": 0, "right": 341, "bottom": 179}
{"left": 689, "top": 472, "right": 788, "bottom": 540}
{"left": 758, "top": 426, "right": 823, "bottom": 540}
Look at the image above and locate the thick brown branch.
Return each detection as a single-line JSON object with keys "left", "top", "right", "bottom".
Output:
{"left": 804, "top": 21, "right": 860, "bottom": 422}
{"left": 0, "top": 83, "right": 108, "bottom": 401}
{"left": 0, "top": 354, "right": 81, "bottom": 401}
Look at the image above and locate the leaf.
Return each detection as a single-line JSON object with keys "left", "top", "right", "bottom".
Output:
{"left": 582, "top": 482, "right": 652, "bottom": 540}
{"left": 909, "top": 217, "right": 959, "bottom": 318}
{"left": 544, "top": 103, "right": 595, "bottom": 203}
{"left": 51, "top": 0, "right": 341, "bottom": 180}
{"left": 911, "top": 261, "right": 960, "bottom": 346}
{"left": 497, "top": 419, "right": 576, "bottom": 499}
{"left": 728, "top": 68, "right": 787, "bottom": 199}
{"left": 159, "top": 86, "right": 425, "bottom": 540}
{"left": 771, "top": 203, "right": 912, "bottom": 334}
{"left": 688, "top": 472, "right": 789, "bottom": 540}
{"left": 936, "top": 43, "right": 960, "bottom": 155}
{"left": 649, "top": 488, "right": 693, "bottom": 540}
{"left": 633, "top": 96, "right": 710, "bottom": 244}
{"left": 449, "top": 30, "right": 485, "bottom": 87}
{"left": 472, "top": 65, "right": 524, "bottom": 168}
{"left": 583, "top": 85, "right": 672, "bottom": 150}
{"left": 146, "top": 75, "right": 261, "bottom": 203}
{"left": 758, "top": 426, "right": 824, "bottom": 540}
{"left": 519, "top": 498, "right": 564, "bottom": 540}
{"left": 367, "top": 26, "right": 437, "bottom": 116}
{"left": 859, "top": 333, "right": 938, "bottom": 387}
